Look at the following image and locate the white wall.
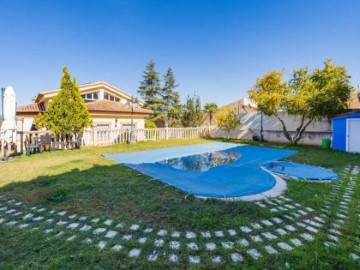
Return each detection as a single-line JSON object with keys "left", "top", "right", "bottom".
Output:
{"left": 16, "top": 117, "right": 34, "bottom": 132}
{"left": 92, "top": 118, "right": 145, "bottom": 129}
{"left": 210, "top": 112, "right": 332, "bottom": 145}
{"left": 17, "top": 116, "right": 145, "bottom": 132}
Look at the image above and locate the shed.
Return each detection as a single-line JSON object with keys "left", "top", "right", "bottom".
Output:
{"left": 332, "top": 113, "right": 360, "bottom": 153}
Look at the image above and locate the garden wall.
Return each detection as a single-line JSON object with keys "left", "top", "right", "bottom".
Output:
{"left": 210, "top": 112, "right": 332, "bottom": 145}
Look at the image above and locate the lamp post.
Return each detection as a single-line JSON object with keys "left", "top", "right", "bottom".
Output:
{"left": 1, "top": 87, "right": 5, "bottom": 122}
{"left": 260, "top": 112, "right": 264, "bottom": 141}
{"left": 1, "top": 87, "right": 7, "bottom": 160}
{"left": 127, "top": 96, "right": 138, "bottom": 144}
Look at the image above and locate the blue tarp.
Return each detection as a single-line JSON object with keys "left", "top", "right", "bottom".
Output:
{"left": 262, "top": 161, "right": 337, "bottom": 180}
{"left": 105, "top": 142, "right": 240, "bottom": 164}
{"left": 105, "top": 143, "right": 297, "bottom": 198}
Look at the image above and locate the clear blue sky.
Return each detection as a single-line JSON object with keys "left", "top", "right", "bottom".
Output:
{"left": 1, "top": 0, "right": 359, "bottom": 106}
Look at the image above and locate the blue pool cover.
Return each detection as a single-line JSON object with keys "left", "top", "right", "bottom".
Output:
{"left": 262, "top": 161, "right": 337, "bottom": 180}
{"left": 104, "top": 142, "right": 298, "bottom": 198}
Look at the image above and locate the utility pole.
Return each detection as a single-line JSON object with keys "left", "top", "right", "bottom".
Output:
{"left": 260, "top": 112, "right": 264, "bottom": 141}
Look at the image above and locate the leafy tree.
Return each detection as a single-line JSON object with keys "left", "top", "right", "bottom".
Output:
{"left": 248, "top": 60, "right": 353, "bottom": 145}
{"left": 181, "top": 95, "right": 203, "bottom": 127}
{"left": 162, "top": 67, "right": 183, "bottom": 127}
{"left": 137, "top": 60, "right": 165, "bottom": 121}
{"left": 35, "top": 67, "right": 92, "bottom": 142}
{"left": 216, "top": 107, "right": 240, "bottom": 137}
{"left": 204, "top": 102, "right": 218, "bottom": 126}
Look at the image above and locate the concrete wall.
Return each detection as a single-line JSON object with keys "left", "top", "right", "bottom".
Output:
{"left": 210, "top": 112, "right": 332, "bottom": 145}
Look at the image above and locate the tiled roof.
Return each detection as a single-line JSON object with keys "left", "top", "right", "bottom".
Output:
{"left": 86, "top": 100, "right": 153, "bottom": 114}
{"left": 38, "top": 81, "right": 98, "bottom": 95}
{"left": 38, "top": 81, "right": 131, "bottom": 97}
{"left": 16, "top": 103, "right": 46, "bottom": 113}
{"left": 17, "top": 99, "right": 153, "bottom": 115}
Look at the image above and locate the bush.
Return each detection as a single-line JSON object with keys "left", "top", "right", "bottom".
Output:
{"left": 145, "top": 119, "right": 157, "bottom": 129}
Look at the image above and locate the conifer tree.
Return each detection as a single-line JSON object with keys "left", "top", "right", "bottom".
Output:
{"left": 195, "top": 95, "right": 202, "bottom": 125}
{"left": 137, "top": 60, "right": 165, "bottom": 121}
{"left": 162, "top": 67, "right": 182, "bottom": 126}
{"left": 35, "top": 67, "right": 92, "bottom": 142}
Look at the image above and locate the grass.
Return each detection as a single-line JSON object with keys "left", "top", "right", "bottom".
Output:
{"left": 0, "top": 138, "right": 359, "bottom": 269}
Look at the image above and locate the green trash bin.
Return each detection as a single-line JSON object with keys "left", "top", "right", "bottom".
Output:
{"left": 322, "top": 138, "right": 331, "bottom": 149}
{"left": 26, "top": 146, "right": 31, "bottom": 156}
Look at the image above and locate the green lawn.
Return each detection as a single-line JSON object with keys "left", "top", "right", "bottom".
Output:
{"left": 0, "top": 138, "right": 359, "bottom": 269}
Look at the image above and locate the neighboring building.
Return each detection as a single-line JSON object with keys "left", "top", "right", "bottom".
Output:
{"left": 201, "top": 98, "right": 257, "bottom": 126}
{"left": 348, "top": 91, "right": 360, "bottom": 109}
{"left": 224, "top": 98, "right": 258, "bottom": 115}
{"left": 16, "top": 81, "right": 152, "bottom": 132}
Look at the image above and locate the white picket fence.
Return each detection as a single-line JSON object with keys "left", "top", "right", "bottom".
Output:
{"left": 15, "top": 127, "right": 210, "bottom": 151}
{"left": 83, "top": 127, "right": 210, "bottom": 146}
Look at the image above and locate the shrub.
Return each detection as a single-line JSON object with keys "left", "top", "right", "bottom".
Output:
{"left": 145, "top": 119, "right": 157, "bottom": 128}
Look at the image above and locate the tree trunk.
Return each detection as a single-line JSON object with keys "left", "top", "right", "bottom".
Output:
{"left": 293, "top": 119, "right": 313, "bottom": 145}
{"left": 273, "top": 113, "right": 313, "bottom": 145}
{"left": 273, "top": 113, "right": 294, "bottom": 144}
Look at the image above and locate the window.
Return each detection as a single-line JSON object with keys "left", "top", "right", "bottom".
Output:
{"left": 104, "top": 92, "right": 121, "bottom": 103}
{"left": 95, "top": 124, "right": 110, "bottom": 130}
{"left": 81, "top": 91, "right": 99, "bottom": 102}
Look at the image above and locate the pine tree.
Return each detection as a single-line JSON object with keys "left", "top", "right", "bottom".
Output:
{"left": 162, "top": 67, "right": 182, "bottom": 126}
{"left": 195, "top": 95, "right": 202, "bottom": 125}
{"left": 35, "top": 67, "right": 92, "bottom": 142}
{"left": 137, "top": 60, "right": 165, "bottom": 121}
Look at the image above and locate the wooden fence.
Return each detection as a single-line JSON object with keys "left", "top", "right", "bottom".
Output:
{"left": 15, "top": 127, "right": 210, "bottom": 151}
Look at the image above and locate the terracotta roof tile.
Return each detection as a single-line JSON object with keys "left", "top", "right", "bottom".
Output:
{"left": 16, "top": 103, "right": 46, "bottom": 113}
{"left": 16, "top": 99, "right": 153, "bottom": 115}
{"left": 86, "top": 100, "right": 152, "bottom": 114}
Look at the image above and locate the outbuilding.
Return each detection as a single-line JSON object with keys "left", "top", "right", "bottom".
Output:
{"left": 332, "top": 112, "right": 360, "bottom": 153}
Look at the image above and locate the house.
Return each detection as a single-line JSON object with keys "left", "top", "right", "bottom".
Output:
{"left": 16, "top": 81, "right": 153, "bottom": 132}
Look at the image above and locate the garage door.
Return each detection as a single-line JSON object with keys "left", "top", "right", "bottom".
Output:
{"left": 347, "top": 119, "right": 360, "bottom": 153}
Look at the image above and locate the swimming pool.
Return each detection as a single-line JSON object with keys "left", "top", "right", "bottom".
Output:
{"left": 104, "top": 142, "right": 297, "bottom": 199}
{"left": 262, "top": 161, "right": 337, "bottom": 180}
